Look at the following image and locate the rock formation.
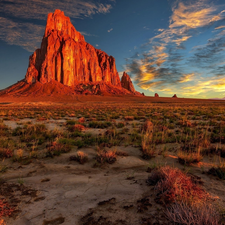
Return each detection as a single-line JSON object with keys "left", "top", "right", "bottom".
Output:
{"left": 154, "top": 93, "right": 159, "bottom": 97}
{"left": 121, "top": 72, "right": 135, "bottom": 93}
{"left": 25, "top": 9, "right": 121, "bottom": 87}
{"left": 172, "top": 94, "right": 177, "bottom": 98}
{"left": 1, "top": 9, "right": 142, "bottom": 97}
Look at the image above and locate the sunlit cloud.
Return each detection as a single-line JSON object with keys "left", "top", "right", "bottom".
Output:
{"left": 172, "top": 35, "right": 191, "bottom": 46}
{"left": 0, "top": 0, "right": 113, "bottom": 51}
{"left": 126, "top": 0, "right": 225, "bottom": 97}
{"left": 181, "top": 77, "right": 225, "bottom": 96}
{"left": 215, "top": 25, "right": 225, "bottom": 30}
{"left": 169, "top": 2, "right": 224, "bottom": 29}
{"left": 179, "top": 73, "right": 195, "bottom": 83}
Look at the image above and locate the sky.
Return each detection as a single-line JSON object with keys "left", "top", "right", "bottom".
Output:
{"left": 1, "top": 0, "right": 225, "bottom": 98}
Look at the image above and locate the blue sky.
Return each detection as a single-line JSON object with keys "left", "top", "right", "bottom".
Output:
{"left": 1, "top": 0, "right": 225, "bottom": 98}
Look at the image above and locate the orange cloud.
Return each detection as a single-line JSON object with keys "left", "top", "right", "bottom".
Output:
{"left": 179, "top": 73, "right": 195, "bottom": 83}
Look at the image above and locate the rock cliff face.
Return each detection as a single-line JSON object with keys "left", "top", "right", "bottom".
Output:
{"left": 121, "top": 72, "right": 135, "bottom": 93}
{"left": 1, "top": 9, "right": 142, "bottom": 97}
{"left": 25, "top": 9, "right": 121, "bottom": 88}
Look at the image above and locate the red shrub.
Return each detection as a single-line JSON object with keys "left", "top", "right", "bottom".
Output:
{"left": 74, "top": 124, "right": 86, "bottom": 131}
{"left": 0, "top": 198, "right": 14, "bottom": 218}
{"left": 0, "top": 149, "right": 13, "bottom": 158}
{"left": 147, "top": 166, "right": 208, "bottom": 204}
{"left": 78, "top": 117, "right": 85, "bottom": 123}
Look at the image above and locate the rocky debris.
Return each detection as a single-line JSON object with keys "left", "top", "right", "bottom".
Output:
{"left": 121, "top": 72, "right": 135, "bottom": 93}
{"left": 172, "top": 94, "right": 177, "bottom": 98}
{"left": 154, "top": 93, "right": 159, "bottom": 97}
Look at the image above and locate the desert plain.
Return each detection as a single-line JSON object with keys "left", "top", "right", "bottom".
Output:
{"left": 0, "top": 96, "right": 225, "bottom": 225}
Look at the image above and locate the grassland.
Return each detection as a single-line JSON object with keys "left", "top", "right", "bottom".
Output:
{"left": 0, "top": 96, "right": 225, "bottom": 225}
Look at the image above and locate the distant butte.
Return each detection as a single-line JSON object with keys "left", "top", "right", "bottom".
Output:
{"left": 0, "top": 9, "right": 142, "bottom": 97}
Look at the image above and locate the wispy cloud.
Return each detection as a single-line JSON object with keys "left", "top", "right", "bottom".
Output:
{"left": 80, "top": 31, "right": 98, "bottom": 37}
{"left": 0, "top": 17, "right": 44, "bottom": 52}
{"left": 0, "top": 0, "right": 113, "bottom": 51}
{"left": 178, "top": 73, "right": 195, "bottom": 83}
{"left": 215, "top": 25, "right": 225, "bottom": 30}
{"left": 126, "top": 0, "right": 225, "bottom": 95}
{"left": 108, "top": 28, "right": 113, "bottom": 33}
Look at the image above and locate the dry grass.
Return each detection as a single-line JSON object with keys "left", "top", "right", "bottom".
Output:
{"left": 147, "top": 166, "right": 209, "bottom": 204}
{"left": 177, "top": 151, "right": 203, "bottom": 165}
{"left": 0, "top": 148, "right": 13, "bottom": 158}
{"left": 95, "top": 150, "right": 117, "bottom": 165}
{"left": 69, "top": 151, "right": 88, "bottom": 164}
{"left": 166, "top": 201, "right": 220, "bottom": 225}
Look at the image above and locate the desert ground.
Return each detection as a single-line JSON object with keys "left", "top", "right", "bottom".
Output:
{"left": 0, "top": 95, "right": 225, "bottom": 225}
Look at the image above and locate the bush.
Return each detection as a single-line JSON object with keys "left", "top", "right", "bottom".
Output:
{"left": 0, "top": 198, "right": 15, "bottom": 218}
{"left": 0, "top": 148, "right": 13, "bottom": 158}
{"left": 147, "top": 166, "right": 208, "bottom": 204}
{"left": 69, "top": 151, "right": 88, "bottom": 164}
{"left": 177, "top": 151, "right": 203, "bottom": 165}
{"left": 166, "top": 201, "right": 220, "bottom": 225}
{"left": 46, "top": 142, "right": 71, "bottom": 157}
{"left": 89, "top": 121, "right": 112, "bottom": 129}
{"left": 208, "top": 166, "right": 225, "bottom": 180}
{"left": 95, "top": 150, "right": 117, "bottom": 165}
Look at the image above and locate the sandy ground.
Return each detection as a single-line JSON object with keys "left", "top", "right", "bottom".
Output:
{"left": 0, "top": 96, "right": 225, "bottom": 225}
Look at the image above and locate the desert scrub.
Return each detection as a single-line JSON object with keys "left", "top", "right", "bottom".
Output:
{"left": 177, "top": 150, "right": 203, "bottom": 165}
{"left": 166, "top": 201, "right": 220, "bottom": 225}
{"left": 69, "top": 151, "right": 88, "bottom": 164}
{"left": 208, "top": 162, "right": 225, "bottom": 180}
{"left": 116, "top": 122, "right": 125, "bottom": 128}
{"left": 147, "top": 166, "right": 209, "bottom": 204}
{"left": 0, "top": 122, "right": 9, "bottom": 136}
{"left": 0, "top": 148, "right": 13, "bottom": 158}
{"left": 141, "top": 130, "right": 155, "bottom": 159}
{"left": 89, "top": 121, "right": 112, "bottom": 128}
{"left": 95, "top": 150, "right": 117, "bottom": 165}
{"left": 68, "top": 124, "right": 86, "bottom": 132}
{"left": 46, "top": 142, "right": 72, "bottom": 157}
{"left": 12, "top": 124, "right": 49, "bottom": 144}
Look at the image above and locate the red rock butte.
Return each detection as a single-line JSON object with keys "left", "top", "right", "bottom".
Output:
{"left": 0, "top": 9, "right": 141, "bottom": 97}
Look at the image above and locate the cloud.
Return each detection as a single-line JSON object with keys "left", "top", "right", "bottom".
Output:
{"left": 215, "top": 25, "right": 225, "bottom": 30}
{"left": 178, "top": 73, "right": 195, "bottom": 83}
{"left": 0, "top": 0, "right": 113, "bottom": 51}
{"left": 181, "top": 77, "right": 225, "bottom": 96}
{"left": 190, "top": 29, "right": 225, "bottom": 67}
{"left": 126, "top": 0, "right": 225, "bottom": 94}
{"left": 0, "top": 0, "right": 112, "bottom": 20}
{"left": 107, "top": 28, "right": 113, "bottom": 32}
{"left": 80, "top": 31, "right": 98, "bottom": 37}
{"left": 0, "top": 16, "right": 44, "bottom": 52}
{"left": 169, "top": 2, "right": 224, "bottom": 29}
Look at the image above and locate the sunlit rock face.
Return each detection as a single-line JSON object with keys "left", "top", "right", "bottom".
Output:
{"left": 121, "top": 72, "right": 135, "bottom": 93}
{"left": 25, "top": 9, "right": 121, "bottom": 87}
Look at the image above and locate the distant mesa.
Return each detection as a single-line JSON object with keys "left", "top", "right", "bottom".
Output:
{"left": 172, "top": 94, "right": 177, "bottom": 98}
{"left": 0, "top": 9, "right": 142, "bottom": 97}
{"left": 154, "top": 93, "right": 159, "bottom": 97}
